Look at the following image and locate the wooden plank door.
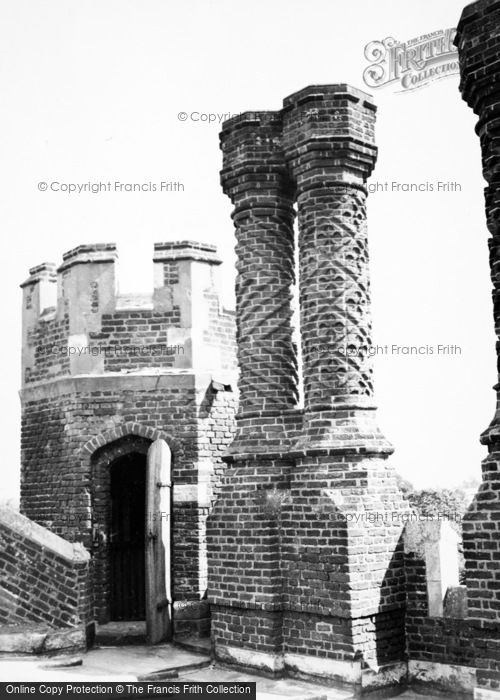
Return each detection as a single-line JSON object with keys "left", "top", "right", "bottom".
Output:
{"left": 145, "top": 438, "right": 173, "bottom": 644}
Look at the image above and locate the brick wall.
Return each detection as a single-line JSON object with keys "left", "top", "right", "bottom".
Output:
{"left": 456, "top": 1, "right": 500, "bottom": 695}
{"left": 91, "top": 309, "right": 182, "bottom": 372}
{"left": 403, "top": 521, "right": 474, "bottom": 685}
{"left": 401, "top": 516, "right": 500, "bottom": 694}
{"left": 462, "top": 462, "right": 500, "bottom": 693}
{"left": 20, "top": 375, "right": 236, "bottom": 631}
{"left": 25, "top": 316, "right": 70, "bottom": 384}
{"left": 0, "top": 507, "right": 90, "bottom": 640}
{"left": 203, "top": 290, "right": 236, "bottom": 372}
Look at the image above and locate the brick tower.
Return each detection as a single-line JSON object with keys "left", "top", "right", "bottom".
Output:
{"left": 20, "top": 241, "right": 237, "bottom": 638}
{"left": 456, "top": 3, "right": 500, "bottom": 698}
{"left": 207, "top": 86, "right": 408, "bottom": 692}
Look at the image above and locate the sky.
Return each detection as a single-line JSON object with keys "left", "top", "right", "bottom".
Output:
{"left": 0, "top": 0, "right": 491, "bottom": 501}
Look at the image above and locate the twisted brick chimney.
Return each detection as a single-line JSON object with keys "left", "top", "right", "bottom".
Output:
{"left": 207, "top": 85, "right": 408, "bottom": 692}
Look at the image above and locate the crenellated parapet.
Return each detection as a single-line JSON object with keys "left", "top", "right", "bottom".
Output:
{"left": 20, "top": 241, "right": 235, "bottom": 385}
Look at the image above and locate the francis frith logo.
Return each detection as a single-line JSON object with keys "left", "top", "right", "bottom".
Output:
{"left": 363, "top": 28, "right": 459, "bottom": 92}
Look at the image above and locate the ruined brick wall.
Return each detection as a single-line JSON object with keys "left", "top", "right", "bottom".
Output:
{"left": 20, "top": 241, "right": 237, "bottom": 635}
{"left": 402, "top": 520, "right": 476, "bottom": 693}
{"left": 0, "top": 507, "right": 91, "bottom": 640}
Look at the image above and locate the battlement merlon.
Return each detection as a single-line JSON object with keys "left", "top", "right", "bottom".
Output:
{"left": 20, "top": 263, "right": 57, "bottom": 320}
{"left": 58, "top": 243, "right": 118, "bottom": 271}
{"left": 20, "top": 244, "right": 118, "bottom": 334}
{"left": 153, "top": 240, "right": 222, "bottom": 264}
{"left": 152, "top": 241, "right": 224, "bottom": 330}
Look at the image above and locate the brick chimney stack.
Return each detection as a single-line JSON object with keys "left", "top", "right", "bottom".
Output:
{"left": 208, "top": 85, "right": 409, "bottom": 691}
{"left": 456, "top": 3, "right": 500, "bottom": 697}
{"left": 220, "top": 112, "right": 299, "bottom": 454}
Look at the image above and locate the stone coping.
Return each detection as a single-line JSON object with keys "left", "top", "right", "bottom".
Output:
{"left": 0, "top": 507, "right": 89, "bottom": 564}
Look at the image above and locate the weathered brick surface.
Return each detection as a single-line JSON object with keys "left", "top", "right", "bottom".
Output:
{"left": 91, "top": 310, "right": 181, "bottom": 372}
{"left": 456, "top": 2, "right": 500, "bottom": 692}
{"left": 211, "top": 606, "right": 283, "bottom": 654}
{"left": 203, "top": 289, "right": 237, "bottom": 372}
{"left": 0, "top": 508, "right": 90, "bottom": 639}
{"left": 26, "top": 316, "right": 70, "bottom": 384}
{"left": 208, "top": 459, "right": 290, "bottom": 611}
{"left": 282, "top": 457, "right": 407, "bottom": 615}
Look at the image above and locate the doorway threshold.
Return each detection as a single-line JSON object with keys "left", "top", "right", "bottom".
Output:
{"left": 95, "top": 621, "right": 146, "bottom": 646}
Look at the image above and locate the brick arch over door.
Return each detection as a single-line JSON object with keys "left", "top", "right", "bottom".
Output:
{"left": 82, "top": 421, "right": 178, "bottom": 456}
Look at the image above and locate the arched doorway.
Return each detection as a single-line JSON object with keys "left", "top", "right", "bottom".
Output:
{"left": 109, "top": 452, "right": 146, "bottom": 621}
{"left": 91, "top": 435, "right": 151, "bottom": 624}
{"left": 90, "top": 434, "right": 173, "bottom": 643}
